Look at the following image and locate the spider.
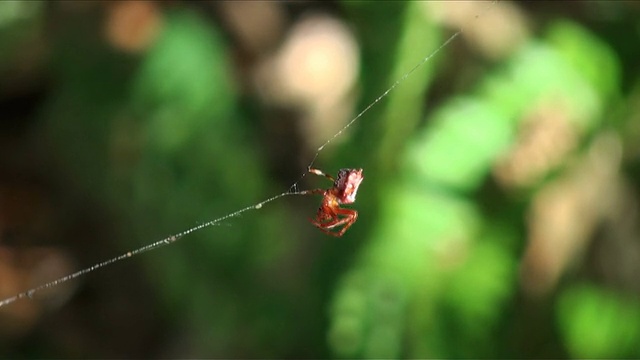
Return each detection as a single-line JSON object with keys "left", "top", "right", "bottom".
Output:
{"left": 300, "top": 168, "right": 364, "bottom": 237}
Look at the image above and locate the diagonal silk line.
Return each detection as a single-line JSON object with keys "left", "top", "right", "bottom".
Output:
{"left": 0, "top": 0, "right": 500, "bottom": 308}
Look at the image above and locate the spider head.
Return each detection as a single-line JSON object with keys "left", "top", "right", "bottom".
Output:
{"left": 335, "top": 168, "right": 364, "bottom": 204}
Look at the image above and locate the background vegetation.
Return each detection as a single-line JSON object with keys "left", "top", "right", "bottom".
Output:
{"left": 1, "top": 1, "right": 639, "bottom": 358}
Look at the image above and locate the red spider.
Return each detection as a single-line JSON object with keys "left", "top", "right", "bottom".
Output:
{"left": 301, "top": 168, "right": 364, "bottom": 237}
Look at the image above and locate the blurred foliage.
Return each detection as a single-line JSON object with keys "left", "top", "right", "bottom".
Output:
{"left": 1, "top": 1, "right": 640, "bottom": 359}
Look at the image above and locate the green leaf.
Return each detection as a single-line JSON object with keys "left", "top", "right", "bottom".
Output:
{"left": 557, "top": 284, "right": 640, "bottom": 358}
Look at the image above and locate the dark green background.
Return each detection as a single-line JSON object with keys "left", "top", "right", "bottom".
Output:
{"left": 1, "top": 1, "right": 639, "bottom": 358}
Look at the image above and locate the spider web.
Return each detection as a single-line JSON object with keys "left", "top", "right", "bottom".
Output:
{"left": 0, "top": 1, "right": 498, "bottom": 308}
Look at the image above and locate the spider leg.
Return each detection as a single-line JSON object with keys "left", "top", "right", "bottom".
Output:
{"left": 298, "top": 188, "right": 326, "bottom": 196}
{"left": 331, "top": 208, "right": 358, "bottom": 237}
{"left": 309, "top": 204, "right": 336, "bottom": 226}
{"left": 312, "top": 208, "right": 358, "bottom": 237}
{"left": 308, "top": 168, "right": 335, "bottom": 182}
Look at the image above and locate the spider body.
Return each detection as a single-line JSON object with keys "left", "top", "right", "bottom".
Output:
{"left": 302, "top": 168, "right": 363, "bottom": 237}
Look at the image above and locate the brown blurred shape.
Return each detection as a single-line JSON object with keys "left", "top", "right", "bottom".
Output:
{"left": 424, "top": 0, "right": 529, "bottom": 60}
{"left": 495, "top": 102, "right": 579, "bottom": 188}
{"left": 104, "top": 1, "right": 163, "bottom": 53}
{"left": 217, "top": 1, "right": 286, "bottom": 57}
{"left": 0, "top": 180, "right": 77, "bottom": 339}
{"left": 520, "top": 133, "right": 623, "bottom": 297}
{"left": 253, "top": 14, "right": 360, "bottom": 149}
